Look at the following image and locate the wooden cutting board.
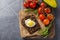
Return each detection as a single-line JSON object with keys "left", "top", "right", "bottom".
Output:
{"left": 19, "top": 10, "right": 55, "bottom": 40}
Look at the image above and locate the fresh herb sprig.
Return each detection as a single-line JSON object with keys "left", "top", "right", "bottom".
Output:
{"left": 38, "top": 18, "right": 54, "bottom": 37}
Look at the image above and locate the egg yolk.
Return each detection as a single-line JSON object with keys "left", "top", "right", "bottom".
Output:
{"left": 25, "top": 19, "right": 35, "bottom": 27}
{"left": 28, "top": 20, "right": 35, "bottom": 27}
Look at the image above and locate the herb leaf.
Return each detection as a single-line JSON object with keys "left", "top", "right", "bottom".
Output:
{"left": 38, "top": 19, "right": 54, "bottom": 37}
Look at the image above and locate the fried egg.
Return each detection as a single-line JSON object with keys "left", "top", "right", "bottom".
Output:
{"left": 25, "top": 19, "right": 36, "bottom": 27}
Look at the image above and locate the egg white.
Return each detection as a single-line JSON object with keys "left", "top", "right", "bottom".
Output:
{"left": 25, "top": 19, "right": 36, "bottom": 27}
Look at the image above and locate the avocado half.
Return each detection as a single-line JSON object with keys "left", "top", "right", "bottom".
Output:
{"left": 43, "top": 0, "right": 57, "bottom": 8}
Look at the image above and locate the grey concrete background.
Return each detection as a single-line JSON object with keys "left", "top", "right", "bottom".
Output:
{"left": 0, "top": 0, "right": 21, "bottom": 40}
{"left": 0, "top": 0, "right": 59, "bottom": 40}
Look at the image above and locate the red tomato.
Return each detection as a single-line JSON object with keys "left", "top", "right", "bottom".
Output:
{"left": 43, "top": 19, "right": 50, "bottom": 25}
{"left": 47, "top": 14, "right": 54, "bottom": 20}
{"left": 29, "top": 2, "right": 36, "bottom": 8}
{"left": 27, "top": 0, "right": 32, "bottom": 3}
{"left": 39, "top": 14, "right": 45, "bottom": 20}
{"left": 38, "top": 7, "right": 44, "bottom": 14}
{"left": 27, "top": 0, "right": 38, "bottom": 3}
{"left": 40, "top": 2, "right": 47, "bottom": 8}
{"left": 23, "top": 2, "right": 29, "bottom": 8}
{"left": 44, "top": 8, "right": 51, "bottom": 14}
{"left": 33, "top": 0, "right": 38, "bottom": 3}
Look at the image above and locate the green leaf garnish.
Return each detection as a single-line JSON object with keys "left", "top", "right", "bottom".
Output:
{"left": 38, "top": 19, "right": 54, "bottom": 37}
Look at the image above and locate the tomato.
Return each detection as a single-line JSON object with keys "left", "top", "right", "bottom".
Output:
{"left": 27, "top": 0, "right": 38, "bottom": 3}
{"left": 44, "top": 8, "right": 51, "bottom": 14}
{"left": 43, "top": 19, "right": 50, "bottom": 25}
{"left": 38, "top": 7, "right": 44, "bottom": 14}
{"left": 29, "top": 2, "right": 36, "bottom": 8}
{"left": 40, "top": 2, "right": 47, "bottom": 8}
{"left": 39, "top": 14, "right": 45, "bottom": 20}
{"left": 27, "top": 0, "right": 32, "bottom": 2}
{"left": 33, "top": 0, "right": 38, "bottom": 3}
{"left": 47, "top": 14, "right": 54, "bottom": 20}
{"left": 23, "top": 2, "right": 29, "bottom": 8}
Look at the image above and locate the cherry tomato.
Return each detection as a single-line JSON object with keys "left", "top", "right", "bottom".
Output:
{"left": 39, "top": 14, "right": 45, "bottom": 20}
{"left": 43, "top": 19, "right": 50, "bottom": 25}
{"left": 47, "top": 14, "right": 54, "bottom": 20}
{"left": 33, "top": 0, "right": 38, "bottom": 3}
{"left": 27, "top": 0, "right": 32, "bottom": 3}
{"left": 44, "top": 8, "right": 51, "bottom": 14}
{"left": 38, "top": 7, "right": 44, "bottom": 14}
{"left": 27, "top": 0, "right": 38, "bottom": 3}
{"left": 23, "top": 2, "right": 29, "bottom": 8}
{"left": 29, "top": 2, "right": 36, "bottom": 8}
{"left": 40, "top": 2, "right": 47, "bottom": 8}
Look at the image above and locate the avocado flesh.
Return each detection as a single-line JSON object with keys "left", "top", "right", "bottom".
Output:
{"left": 43, "top": 0, "right": 57, "bottom": 8}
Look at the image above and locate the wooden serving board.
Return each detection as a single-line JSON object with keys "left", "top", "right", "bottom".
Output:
{"left": 19, "top": 10, "right": 55, "bottom": 40}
